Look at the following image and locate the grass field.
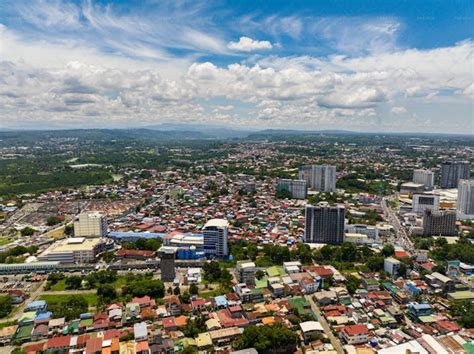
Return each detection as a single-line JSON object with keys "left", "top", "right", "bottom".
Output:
{"left": 39, "top": 293, "right": 98, "bottom": 307}
{"left": 0, "top": 238, "right": 13, "bottom": 246}
{"left": 49, "top": 276, "right": 128, "bottom": 291}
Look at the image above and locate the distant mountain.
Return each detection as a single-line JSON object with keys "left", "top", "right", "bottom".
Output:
{"left": 144, "top": 123, "right": 253, "bottom": 139}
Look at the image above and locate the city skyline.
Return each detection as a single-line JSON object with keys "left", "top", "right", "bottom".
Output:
{"left": 0, "top": 0, "right": 472, "bottom": 133}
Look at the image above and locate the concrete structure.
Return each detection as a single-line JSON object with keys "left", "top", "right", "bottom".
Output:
{"left": 299, "top": 165, "right": 336, "bottom": 192}
{"left": 423, "top": 210, "right": 457, "bottom": 236}
{"left": 340, "top": 324, "right": 369, "bottom": 345}
{"left": 304, "top": 205, "right": 345, "bottom": 244}
{"left": 412, "top": 193, "right": 440, "bottom": 214}
{"left": 203, "top": 219, "right": 229, "bottom": 258}
{"left": 159, "top": 246, "right": 177, "bottom": 282}
{"left": 74, "top": 212, "right": 107, "bottom": 238}
{"left": 457, "top": 179, "right": 474, "bottom": 220}
{"left": 0, "top": 262, "right": 61, "bottom": 275}
{"left": 344, "top": 224, "right": 379, "bottom": 239}
{"left": 236, "top": 261, "right": 256, "bottom": 285}
{"left": 384, "top": 257, "right": 401, "bottom": 276}
{"left": 37, "top": 237, "right": 107, "bottom": 264}
{"left": 299, "top": 321, "right": 324, "bottom": 341}
{"left": 413, "top": 169, "right": 435, "bottom": 190}
{"left": 440, "top": 161, "right": 470, "bottom": 189}
{"left": 277, "top": 179, "right": 307, "bottom": 199}
{"left": 343, "top": 233, "right": 370, "bottom": 244}
{"left": 400, "top": 182, "right": 425, "bottom": 196}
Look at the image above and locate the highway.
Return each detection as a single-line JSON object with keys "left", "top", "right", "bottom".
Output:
{"left": 305, "top": 295, "right": 344, "bottom": 354}
{"left": 381, "top": 195, "right": 415, "bottom": 253}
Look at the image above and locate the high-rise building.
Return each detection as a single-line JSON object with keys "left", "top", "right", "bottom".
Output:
{"left": 277, "top": 179, "right": 308, "bottom": 199}
{"left": 457, "top": 179, "right": 474, "bottom": 220}
{"left": 73, "top": 212, "right": 107, "bottom": 238}
{"left": 440, "top": 161, "right": 470, "bottom": 189}
{"left": 413, "top": 169, "right": 435, "bottom": 190}
{"left": 422, "top": 210, "right": 457, "bottom": 236}
{"left": 304, "top": 205, "right": 345, "bottom": 244}
{"left": 203, "top": 219, "right": 229, "bottom": 258}
{"left": 159, "top": 246, "right": 177, "bottom": 282}
{"left": 299, "top": 165, "right": 336, "bottom": 192}
{"left": 412, "top": 194, "right": 440, "bottom": 214}
{"left": 236, "top": 261, "right": 257, "bottom": 285}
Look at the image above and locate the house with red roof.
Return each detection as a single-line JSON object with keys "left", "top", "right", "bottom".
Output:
{"left": 340, "top": 324, "right": 369, "bottom": 345}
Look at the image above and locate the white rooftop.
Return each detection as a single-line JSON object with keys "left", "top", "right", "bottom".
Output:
{"left": 300, "top": 321, "right": 324, "bottom": 333}
{"left": 204, "top": 219, "right": 229, "bottom": 228}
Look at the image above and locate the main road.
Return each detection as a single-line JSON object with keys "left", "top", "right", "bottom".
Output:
{"left": 382, "top": 195, "right": 415, "bottom": 253}
{"left": 305, "top": 295, "right": 344, "bottom": 354}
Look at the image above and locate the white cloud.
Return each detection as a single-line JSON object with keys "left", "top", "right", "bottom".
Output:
{"left": 227, "top": 36, "right": 273, "bottom": 52}
{"left": 391, "top": 106, "right": 407, "bottom": 114}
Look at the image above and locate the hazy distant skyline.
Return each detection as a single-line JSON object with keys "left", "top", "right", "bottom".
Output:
{"left": 0, "top": 0, "right": 472, "bottom": 133}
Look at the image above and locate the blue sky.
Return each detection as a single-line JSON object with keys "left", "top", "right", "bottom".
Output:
{"left": 0, "top": 0, "right": 472, "bottom": 132}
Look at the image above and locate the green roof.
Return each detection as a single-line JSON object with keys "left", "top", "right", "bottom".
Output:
{"left": 288, "top": 297, "right": 310, "bottom": 315}
{"left": 255, "top": 277, "right": 268, "bottom": 289}
{"left": 251, "top": 288, "right": 263, "bottom": 295}
{"left": 19, "top": 311, "right": 36, "bottom": 323}
{"left": 267, "top": 266, "right": 286, "bottom": 277}
{"left": 463, "top": 342, "right": 474, "bottom": 354}
{"left": 64, "top": 320, "right": 79, "bottom": 334}
{"left": 80, "top": 318, "right": 93, "bottom": 327}
{"left": 418, "top": 315, "right": 437, "bottom": 323}
{"left": 447, "top": 291, "right": 474, "bottom": 301}
{"left": 15, "top": 325, "right": 33, "bottom": 339}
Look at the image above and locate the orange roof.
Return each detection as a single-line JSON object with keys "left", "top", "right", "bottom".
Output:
{"left": 261, "top": 316, "right": 276, "bottom": 325}
{"left": 135, "top": 341, "right": 149, "bottom": 352}
{"left": 175, "top": 315, "right": 188, "bottom": 327}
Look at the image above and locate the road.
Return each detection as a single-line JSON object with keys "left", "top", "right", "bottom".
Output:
{"left": 305, "top": 295, "right": 344, "bottom": 354}
{"left": 382, "top": 195, "right": 414, "bottom": 253}
{"left": 0, "top": 281, "right": 46, "bottom": 323}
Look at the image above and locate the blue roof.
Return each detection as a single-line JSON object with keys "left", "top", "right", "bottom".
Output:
{"left": 214, "top": 295, "right": 228, "bottom": 307}
{"left": 27, "top": 300, "right": 47, "bottom": 308}
{"left": 108, "top": 231, "right": 166, "bottom": 239}
{"left": 411, "top": 303, "right": 431, "bottom": 310}
{"left": 35, "top": 312, "right": 52, "bottom": 321}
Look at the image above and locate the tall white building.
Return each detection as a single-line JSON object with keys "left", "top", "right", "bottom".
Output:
{"left": 299, "top": 165, "right": 336, "bottom": 192}
{"left": 74, "top": 212, "right": 108, "bottom": 238}
{"left": 277, "top": 179, "right": 308, "bottom": 199}
{"left": 413, "top": 169, "right": 434, "bottom": 190}
{"left": 412, "top": 193, "right": 440, "bottom": 214}
{"left": 457, "top": 179, "right": 474, "bottom": 220}
{"left": 203, "top": 219, "right": 229, "bottom": 258}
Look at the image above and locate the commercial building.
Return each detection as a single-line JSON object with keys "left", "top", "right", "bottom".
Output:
{"left": 440, "top": 161, "right": 470, "bottom": 189}
{"left": 276, "top": 179, "right": 307, "bottom": 199}
{"left": 400, "top": 182, "right": 425, "bottom": 196}
{"left": 344, "top": 224, "right": 379, "bottom": 239}
{"left": 457, "top": 179, "right": 474, "bottom": 220}
{"left": 203, "top": 219, "right": 229, "bottom": 258}
{"left": 236, "top": 261, "right": 256, "bottom": 285}
{"left": 413, "top": 169, "right": 435, "bottom": 190}
{"left": 304, "top": 205, "right": 345, "bottom": 244}
{"left": 412, "top": 193, "right": 440, "bottom": 214}
{"left": 159, "top": 246, "right": 177, "bottom": 282}
{"left": 340, "top": 324, "right": 369, "bottom": 345}
{"left": 384, "top": 257, "right": 401, "bottom": 276}
{"left": 74, "top": 212, "right": 107, "bottom": 238}
{"left": 422, "top": 210, "right": 457, "bottom": 236}
{"left": 0, "top": 262, "right": 61, "bottom": 275}
{"left": 37, "top": 237, "right": 107, "bottom": 263}
{"left": 298, "top": 165, "right": 336, "bottom": 192}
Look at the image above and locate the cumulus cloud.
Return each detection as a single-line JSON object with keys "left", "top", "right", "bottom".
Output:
{"left": 391, "top": 106, "right": 407, "bottom": 114}
{"left": 227, "top": 36, "right": 273, "bottom": 52}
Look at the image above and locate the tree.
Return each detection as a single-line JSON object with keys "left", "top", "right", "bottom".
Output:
{"left": 449, "top": 300, "right": 474, "bottom": 328}
{"left": 189, "top": 284, "right": 199, "bottom": 296}
{"left": 65, "top": 276, "right": 83, "bottom": 290}
{"left": 182, "top": 315, "right": 207, "bottom": 337}
{"left": 46, "top": 216, "right": 62, "bottom": 226}
{"left": 64, "top": 224, "right": 74, "bottom": 236}
{"left": 234, "top": 324, "right": 298, "bottom": 352}
{"left": 367, "top": 256, "right": 384, "bottom": 272}
{"left": 255, "top": 270, "right": 265, "bottom": 280}
{"left": 48, "top": 295, "right": 88, "bottom": 321}
{"left": 382, "top": 245, "right": 395, "bottom": 257}
{"left": 0, "top": 295, "right": 12, "bottom": 318}
{"left": 202, "top": 261, "right": 222, "bottom": 282}
{"left": 20, "top": 227, "right": 35, "bottom": 236}
{"left": 97, "top": 284, "right": 118, "bottom": 303}
{"left": 173, "top": 286, "right": 181, "bottom": 295}
{"left": 345, "top": 275, "right": 361, "bottom": 295}
{"left": 180, "top": 291, "right": 191, "bottom": 304}
{"left": 122, "top": 279, "right": 165, "bottom": 298}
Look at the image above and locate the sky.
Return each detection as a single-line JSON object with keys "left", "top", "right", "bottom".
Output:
{"left": 0, "top": 0, "right": 472, "bottom": 133}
